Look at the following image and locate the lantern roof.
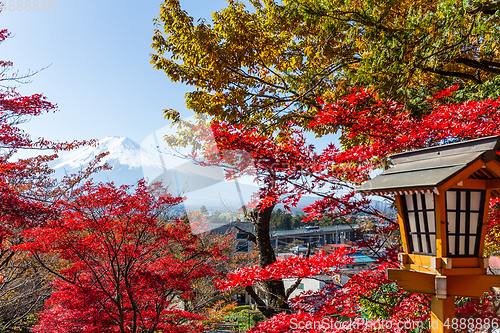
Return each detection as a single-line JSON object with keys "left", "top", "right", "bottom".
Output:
{"left": 357, "top": 135, "right": 500, "bottom": 195}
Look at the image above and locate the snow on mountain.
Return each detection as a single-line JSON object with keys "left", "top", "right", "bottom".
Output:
{"left": 51, "top": 136, "right": 394, "bottom": 217}
{"left": 50, "top": 136, "right": 260, "bottom": 226}
{"left": 53, "top": 136, "right": 160, "bottom": 170}
{"left": 51, "top": 136, "right": 256, "bottom": 203}
{"left": 51, "top": 136, "right": 163, "bottom": 185}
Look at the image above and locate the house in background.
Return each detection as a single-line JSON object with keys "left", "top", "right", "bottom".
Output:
{"left": 321, "top": 243, "right": 376, "bottom": 268}
{"left": 277, "top": 253, "right": 339, "bottom": 299}
{"left": 210, "top": 220, "right": 255, "bottom": 253}
{"left": 278, "top": 244, "right": 377, "bottom": 300}
{"left": 289, "top": 245, "right": 309, "bottom": 255}
{"left": 321, "top": 243, "right": 352, "bottom": 253}
{"left": 282, "top": 275, "right": 337, "bottom": 300}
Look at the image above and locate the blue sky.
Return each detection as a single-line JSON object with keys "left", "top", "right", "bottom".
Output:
{"left": 1, "top": 0, "right": 228, "bottom": 145}
{"left": 0, "top": 1, "right": 350, "bottom": 214}
{"left": 2, "top": 0, "right": 338, "bottom": 158}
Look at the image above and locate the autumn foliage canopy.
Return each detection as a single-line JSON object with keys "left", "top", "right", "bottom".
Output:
{"left": 3, "top": 0, "right": 500, "bottom": 331}
{"left": 194, "top": 87, "right": 500, "bottom": 332}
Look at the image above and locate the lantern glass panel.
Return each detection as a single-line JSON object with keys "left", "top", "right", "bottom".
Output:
{"left": 412, "top": 235, "right": 420, "bottom": 252}
{"left": 469, "top": 236, "right": 476, "bottom": 254}
{"left": 427, "top": 212, "right": 436, "bottom": 232}
{"left": 429, "top": 234, "right": 436, "bottom": 254}
{"left": 460, "top": 213, "right": 467, "bottom": 233}
{"left": 447, "top": 191, "right": 456, "bottom": 209}
{"left": 445, "top": 189, "right": 485, "bottom": 258}
{"left": 408, "top": 214, "right": 417, "bottom": 231}
{"left": 402, "top": 192, "right": 436, "bottom": 256}
{"left": 460, "top": 195, "right": 466, "bottom": 210}
{"left": 447, "top": 212, "right": 456, "bottom": 233}
{"left": 471, "top": 192, "right": 482, "bottom": 210}
{"left": 470, "top": 213, "right": 479, "bottom": 232}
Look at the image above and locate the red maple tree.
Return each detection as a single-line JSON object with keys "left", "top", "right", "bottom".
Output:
{"left": 0, "top": 25, "right": 114, "bottom": 329}
{"left": 0, "top": 26, "right": 101, "bottom": 233}
{"left": 19, "top": 181, "right": 227, "bottom": 333}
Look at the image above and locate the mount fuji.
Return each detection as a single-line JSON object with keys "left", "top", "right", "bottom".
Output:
{"left": 50, "top": 136, "right": 261, "bottom": 212}
{"left": 51, "top": 136, "right": 163, "bottom": 186}
{"left": 51, "top": 137, "right": 393, "bottom": 215}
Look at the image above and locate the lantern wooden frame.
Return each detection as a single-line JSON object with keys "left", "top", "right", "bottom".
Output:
{"left": 357, "top": 136, "right": 500, "bottom": 333}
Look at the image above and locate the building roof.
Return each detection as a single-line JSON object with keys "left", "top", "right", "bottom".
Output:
{"left": 323, "top": 244, "right": 353, "bottom": 248}
{"left": 276, "top": 254, "right": 294, "bottom": 261}
{"left": 349, "top": 253, "right": 376, "bottom": 265}
{"left": 357, "top": 136, "right": 500, "bottom": 196}
{"left": 289, "top": 246, "right": 308, "bottom": 252}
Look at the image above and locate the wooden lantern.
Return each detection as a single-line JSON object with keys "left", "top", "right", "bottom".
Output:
{"left": 357, "top": 136, "right": 500, "bottom": 332}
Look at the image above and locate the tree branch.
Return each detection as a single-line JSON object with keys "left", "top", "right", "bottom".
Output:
{"left": 421, "top": 67, "right": 481, "bottom": 83}
{"left": 233, "top": 225, "right": 257, "bottom": 244}
{"left": 454, "top": 58, "right": 500, "bottom": 75}
{"left": 467, "top": 2, "right": 500, "bottom": 14}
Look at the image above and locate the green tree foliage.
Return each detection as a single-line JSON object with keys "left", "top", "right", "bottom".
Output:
{"left": 291, "top": 214, "right": 304, "bottom": 229}
{"left": 152, "top": 0, "right": 331, "bottom": 132}
{"left": 270, "top": 210, "right": 346, "bottom": 230}
{"left": 151, "top": 0, "right": 500, "bottom": 133}
{"left": 293, "top": 0, "right": 500, "bottom": 111}
{"left": 222, "top": 309, "right": 266, "bottom": 331}
{"left": 199, "top": 205, "right": 209, "bottom": 216}
{"left": 270, "top": 209, "right": 293, "bottom": 230}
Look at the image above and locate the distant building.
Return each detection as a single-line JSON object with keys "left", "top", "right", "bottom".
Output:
{"left": 289, "top": 245, "right": 309, "bottom": 255}
{"left": 210, "top": 220, "right": 255, "bottom": 253}
{"left": 283, "top": 275, "right": 337, "bottom": 300}
{"left": 278, "top": 245, "right": 376, "bottom": 300}
{"left": 276, "top": 253, "right": 294, "bottom": 261}
{"left": 278, "top": 252, "right": 339, "bottom": 299}
{"left": 271, "top": 225, "right": 360, "bottom": 250}
{"left": 345, "top": 251, "right": 376, "bottom": 268}
{"left": 321, "top": 243, "right": 352, "bottom": 253}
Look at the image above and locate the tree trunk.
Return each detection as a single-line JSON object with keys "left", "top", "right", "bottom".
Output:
{"left": 249, "top": 205, "right": 290, "bottom": 318}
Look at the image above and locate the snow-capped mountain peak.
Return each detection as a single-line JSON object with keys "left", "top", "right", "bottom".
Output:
{"left": 51, "top": 136, "right": 163, "bottom": 186}
{"left": 53, "top": 136, "right": 160, "bottom": 170}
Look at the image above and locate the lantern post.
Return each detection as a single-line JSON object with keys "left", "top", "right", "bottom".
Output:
{"left": 357, "top": 136, "right": 500, "bottom": 333}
